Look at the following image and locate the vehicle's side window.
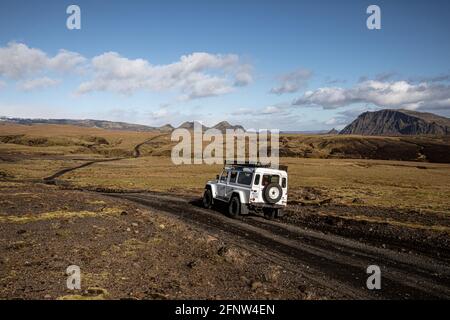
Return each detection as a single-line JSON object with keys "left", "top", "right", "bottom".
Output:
{"left": 282, "top": 177, "right": 287, "bottom": 188}
{"left": 220, "top": 170, "right": 229, "bottom": 182}
{"left": 229, "top": 171, "right": 238, "bottom": 184}
{"left": 254, "top": 174, "right": 260, "bottom": 185}
{"left": 237, "top": 172, "right": 253, "bottom": 185}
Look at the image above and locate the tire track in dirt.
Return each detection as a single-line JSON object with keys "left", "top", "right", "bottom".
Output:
{"left": 133, "top": 134, "right": 167, "bottom": 158}
{"left": 43, "top": 157, "right": 124, "bottom": 182}
{"left": 104, "top": 192, "right": 450, "bottom": 299}
{"left": 43, "top": 134, "right": 168, "bottom": 183}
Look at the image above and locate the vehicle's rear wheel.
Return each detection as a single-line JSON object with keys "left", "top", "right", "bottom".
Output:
{"left": 228, "top": 195, "right": 241, "bottom": 219}
{"left": 202, "top": 189, "right": 213, "bottom": 209}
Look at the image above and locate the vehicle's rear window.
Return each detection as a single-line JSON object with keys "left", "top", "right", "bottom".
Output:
{"left": 262, "top": 174, "right": 280, "bottom": 186}
{"left": 282, "top": 177, "right": 287, "bottom": 188}
{"left": 237, "top": 172, "right": 253, "bottom": 185}
{"left": 229, "top": 171, "right": 238, "bottom": 184}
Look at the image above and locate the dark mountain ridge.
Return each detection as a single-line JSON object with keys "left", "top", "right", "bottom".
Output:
{"left": 340, "top": 109, "right": 450, "bottom": 136}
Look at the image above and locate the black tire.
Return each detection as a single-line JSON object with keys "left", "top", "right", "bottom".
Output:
{"left": 263, "top": 183, "right": 283, "bottom": 204}
{"left": 202, "top": 189, "right": 213, "bottom": 209}
{"left": 228, "top": 195, "right": 241, "bottom": 219}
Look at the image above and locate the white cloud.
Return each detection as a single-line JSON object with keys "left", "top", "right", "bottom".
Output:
{"left": 293, "top": 80, "right": 450, "bottom": 111}
{"left": 19, "top": 77, "right": 61, "bottom": 91}
{"left": 0, "top": 42, "right": 251, "bottom": 100}
{"left": 0, "top": 42, "right": 47, "bottom": 79}
{"left": 230, "top": 103, "right": 291, "bottom": 117}
{"left": 0, "top": 80, "right": 6, "bottom": 90}
{"left": 233, "top": 64, "right": 253, "bottom": 87}
{"left": 325, "top": 118, "right": 337, "bottom": 125}
{"left": 149, "top": 105, "right": 174, "bottom": 120}
{"left": 48, "top": 49, "right": 87, "bottom": 73}
{"left": 76, "top": 51, "right": 252, "bottom": 99}
{"left": 179, "top": 74, "right": 233, "bottom": 100}
{"left": 0, "top": 42, "right": 86, "bottom": 79}
{"left": 261, "top": 106, "right": 283, "bottom": 114}
{"left": 270, "top": 69, "right": 312, "bottom": 95}
{"left": 145, "top": 105, "right": 219, "bottom": 127}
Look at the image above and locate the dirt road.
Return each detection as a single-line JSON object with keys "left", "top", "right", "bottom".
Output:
{"left": 42, "top": 134, "right": 167, "bottom": 182}
{"left": 133, "top": 134, "right": 167, "bottom": 158}
{"left": 104, "top": 192, "right": 450, "bottom": 299}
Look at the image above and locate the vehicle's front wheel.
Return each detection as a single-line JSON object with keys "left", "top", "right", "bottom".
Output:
{"left": 202, "top": 189, "right": 213, "bottom": 209}
{"left": 228, "top": 195, "right": 241, "bottom": 219}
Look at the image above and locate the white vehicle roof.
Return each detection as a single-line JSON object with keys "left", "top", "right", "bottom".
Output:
{"left": 223, "top": 165, "right": 287, "bottom": 176}
{"left": 254, "top": 167, "right": 287, "bottom": 176}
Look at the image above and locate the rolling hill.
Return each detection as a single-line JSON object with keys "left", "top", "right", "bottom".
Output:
{"left": 0, "top": 117, "right": 244, "bottom": 133}
{"left": 0, "top": 117, "right": 162, "bottom": 132}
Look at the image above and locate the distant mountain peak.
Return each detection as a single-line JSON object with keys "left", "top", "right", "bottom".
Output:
{"left": 159, "top": 123, "right": 174, "bottom": 132}
{"left": 213, "top": 120, "right": 231, "bottom": 127}
{"left": 178, "top": 121, "right": 207, "bottom": 130}
{"left": 340, "top": 109, "right": 450, "bottom": 136}
{"left": 212, "top": 121, "right": 245, "bottom": 132}
{"left": 327, "top": 128, "right": 339, "bottom": 135}
{"left": 176, "top": 121, "right": 245, "bottom": 132}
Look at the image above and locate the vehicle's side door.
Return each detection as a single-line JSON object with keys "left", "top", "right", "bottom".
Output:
{"left": 225, "top": 170, "right": 238, "bottom": 200}
{"left": 250, "top": 173, "right": 262, "bottom": 202}
{"left": 216, "top": 169, "right": 229, "bottom": 199}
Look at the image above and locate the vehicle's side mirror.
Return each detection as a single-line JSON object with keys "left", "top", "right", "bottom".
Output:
{"left": 216, "top": 175, "right": 219, "bottom": 180}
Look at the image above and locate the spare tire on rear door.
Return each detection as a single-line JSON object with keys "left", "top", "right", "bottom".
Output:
{"left": 263, "top": 183, "right": 282, "bottom": 204}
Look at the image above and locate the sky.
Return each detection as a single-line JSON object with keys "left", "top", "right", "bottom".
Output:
{"left": 1, "top": 0, "right": 450, "bottom": 131}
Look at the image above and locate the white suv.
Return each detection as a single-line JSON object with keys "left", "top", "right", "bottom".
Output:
{"left": 202, "top": 162, "right": 288, "bottom": 219}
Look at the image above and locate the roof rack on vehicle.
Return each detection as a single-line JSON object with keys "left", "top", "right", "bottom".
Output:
{"left": 224, "top": 161, "right": 288, "bottom": 172}
{"left": 224, "top": 160, "right": 268, "bottom": 168}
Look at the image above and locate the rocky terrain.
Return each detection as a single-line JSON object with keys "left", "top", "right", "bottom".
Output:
{"left": 340, "top": 109, "right": 450, "bottom": 136}
{"left": 0, "top": 183, "right": 316, "bottom": 300}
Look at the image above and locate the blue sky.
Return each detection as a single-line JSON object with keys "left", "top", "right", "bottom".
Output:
{"left": 1, "top": 0, "right": 450, "bottom": 130}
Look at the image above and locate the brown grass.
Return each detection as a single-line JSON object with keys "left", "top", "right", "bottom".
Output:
{"left": 2, "top": 123, "right": 450, "bottom": 161}
{"left": 0, "top": 208, "right": 123, "bottom": 224}
{"left": 0, "top": 123, "right": 161, "bottom": 156}
{"left": 59, "top": 156, "right": 450, "bottom": 214}
{"left": 1, "top": 123, "right": 449, "bottom": 214}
